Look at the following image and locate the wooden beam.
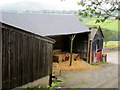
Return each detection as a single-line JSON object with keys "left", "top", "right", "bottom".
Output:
{"left": 89, "top": 42, "right": 93, "bottom": 64}
{"left": 87, "top": 40, "right": 90, "bottom": 63}
{"left": 69, "top": 35, "right": 76, "bottom": 66}
{"left": 0, "top": 28, "right": 2, "bottom": 90}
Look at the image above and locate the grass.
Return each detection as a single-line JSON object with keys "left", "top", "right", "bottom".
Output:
{"left": 81, "top": 18, "right": 119, "bottom": 48}
{"left": 103, "top": 41, "right": 120, "bottom": 47}
{"left": 82, "top": 18, "right": 119, "bottom": 31}
{"left": 51, "top": 80, "right": 62, "bottom": 86}
{"left": 24, "top": 80, "right": 62, "bottom": 90}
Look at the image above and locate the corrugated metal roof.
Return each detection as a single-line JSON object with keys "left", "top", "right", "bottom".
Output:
{"left": 0, "top": 13, "right": 90, "bottom": 36}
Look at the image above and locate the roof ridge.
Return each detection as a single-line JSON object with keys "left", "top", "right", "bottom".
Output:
{"left": 0, "top": 12, "right": 74, "bottom": 16}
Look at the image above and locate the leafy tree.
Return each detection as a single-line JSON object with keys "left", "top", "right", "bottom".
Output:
{"left": 76, "top": 0, "right": 120, "bottom": 23}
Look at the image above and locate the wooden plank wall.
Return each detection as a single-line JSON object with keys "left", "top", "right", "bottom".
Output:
{"left": 2, "top": 26, "right": 53, "bottom": 89}
{"left": 73, "top": 33, "right": 89, "bottom": 60}
{"left": 0, "top": 29, "right": 2, "bottom": 90}
{"left": 49, "top": 35, "right": 70, "bottom": 52}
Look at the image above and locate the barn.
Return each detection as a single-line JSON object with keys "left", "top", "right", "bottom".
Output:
{"left": 48, "top": 25, "right": 104, "bottom": 63}
{"left": 0, "top": 13, "right": 104, "bottom": 89}
{"left": 0, "top": 13, "right": 104, "bottom": 62}
{"left": 0, "top": 21, "right": 55, "bottom": 89}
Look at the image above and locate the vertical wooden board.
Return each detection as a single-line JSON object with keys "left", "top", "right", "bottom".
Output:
{"left": 26, "top": 35, "right": 30, "bottom": 83}
{"left": 44, "top": 42, "right": 47, "bottom": 76}
{"left": 42, "top": 41, "right": 46, "bottom": 77}
{"left": 23, "top": 34, "right": 26, "bottom": 84}
{"left": 46, "top": 44, "right": 49, "bottom": 74}
{"left": 21, "top": 33, "right": 24, "bottom": 85}
{"left": 14, "top": 32, "right": 19, "bottom": 87}
{"left": 34, "top": 38, "right": 38, "bottom": 80}
{"left": 22, "top": 34, "right": 27, "bottom": 85}
{"left": 0, "top": 28, "right": 2, "bottom": 90}
{"left": 38, "top": 40, "right": 42, "bottom": 79}
{"left": 47, "top": 43, "right": 53, "bottom": 74}
{"left": 31, "top": 37, "right": 35, "bottom": 81}
{"left": 2, "top": 29, "right": 4, "bottom": 89}
{"left": 2, "top": 29, "right": 7, "bottom": 89}
{"left": 32, "top": 37, "right": 35, "bottom": 80}
{"left": 4, "top": 29, "right": 10, "bottom": 89}
{"left": 29, "top": 36, "right": 33, "bottom": 82}
{"left": 12, "top": 31, "right": 19, "bottom": 88}
{"left": 40, "top": 40, "right": 44, "bottom": 78}
{"left": 33, "top": 37, "right": 36, "bottom": 80}
{"left": 50, "top": 44, "right": 53, "bottom": 74}
{"left": 35, "top": 39, "right": 39, "bottom": 79}
{"left": 9, "top": 30, "right": 15, "bottom": 88}
{"left": 19, "top": 32, "right": 23, "bottom": 85}
{"left": 17, "top": 32, "right": 21, "bottom": 86}
{"left": 45, "top": 42, "right": 48, "bottom": 76}
{"left": 12, "top": 31, "right": 18, "bottom": 88}
{"left": 47, "top": 44, "right": 53, "bottom": 74}
{"left": 45, "top": 43, "right": 48, "bottom": 76}
{"left": 37, "top": 39, "right": 40, "bottom": 79}
{"left": 24, "top": 35, "right": 27, "bottom": 83}
{"left": 46, "top": 43, "right": 49, "bottom": 76}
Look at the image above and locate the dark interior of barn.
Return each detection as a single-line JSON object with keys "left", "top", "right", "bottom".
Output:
{"left": 48, "top": 32, "right": 89, "bottom": 60}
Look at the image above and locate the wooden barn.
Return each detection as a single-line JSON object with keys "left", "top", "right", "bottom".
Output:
{"left": 0, "top": 13, "right": 104, "bottom": 62}
{"left": 0, "top": 22, "right": 55, "bottom": 89}
{"left": 0, "top": 13, "right": 104, "bottom": 89}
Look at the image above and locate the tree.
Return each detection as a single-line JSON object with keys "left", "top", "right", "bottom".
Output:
{"left": 77, "top": 0, "right": 120, "bottom": 23}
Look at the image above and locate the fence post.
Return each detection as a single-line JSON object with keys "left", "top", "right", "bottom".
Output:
{"left": 49, "top": 73, "right": 52, "bottom": 87}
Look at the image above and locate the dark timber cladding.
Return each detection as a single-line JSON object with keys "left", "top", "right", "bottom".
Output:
{"left": 50, "top": 32, "right": 89, "bottom": 60}
{"left": 1, "top": 23, "right": 55, "bottom": 89}
{"left": 0, "top": 27, "right": 2, "bottom": 90}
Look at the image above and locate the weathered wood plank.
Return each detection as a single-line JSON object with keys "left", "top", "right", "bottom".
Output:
{"left": 0, "top": 28, "right": 2, "bottom": 90}
{"left": 1, "top": 24, "right": 54, "bottom": 89}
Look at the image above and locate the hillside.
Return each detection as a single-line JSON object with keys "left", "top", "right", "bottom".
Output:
{"left": 82, "top": 18, "right": 119, "bottom": 31}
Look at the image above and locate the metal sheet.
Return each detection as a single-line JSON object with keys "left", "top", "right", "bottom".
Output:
{"left": 0, "top": 13, "right": 90, "bottom": 36}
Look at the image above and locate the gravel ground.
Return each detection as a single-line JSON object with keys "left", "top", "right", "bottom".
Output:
{"left": 54, "top": 64, "right": 118, "bottom": 88}
{"left": 103, "top": 51, "right": 119, "bottom": 64}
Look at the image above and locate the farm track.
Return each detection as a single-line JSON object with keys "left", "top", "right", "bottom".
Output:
{"left": 54, "top": 64, "right": 118, "bottom": 88}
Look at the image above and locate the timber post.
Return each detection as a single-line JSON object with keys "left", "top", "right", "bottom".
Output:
{"left": 69, "top": 35, "right": 76, "bottom": 66}
{"left": 49, "top": 73, "right": 52, "bottom": 87}
{"left": 87, "top": 39, "right": 90, "bottom": 63}
{"left": 89, "top": 41, "right": 93, "bottom": 64}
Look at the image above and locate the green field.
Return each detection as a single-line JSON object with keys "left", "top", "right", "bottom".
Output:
{"left": 82, "top": 18, "right": 119, "bottom": 31}
{"left": 81, "top": 18, "right": 119, "bottom": 47}
{"left": 103, "top": 41, "right": 120, "bottom": 47}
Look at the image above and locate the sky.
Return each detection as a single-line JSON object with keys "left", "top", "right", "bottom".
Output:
{"left": 0, "top": 0, "right": 82, "bottom": 10}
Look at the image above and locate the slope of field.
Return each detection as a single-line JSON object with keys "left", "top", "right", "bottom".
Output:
{"left": 103, "top": 41, "right": 120, "bottom": 47}
{"left": 82, "top": 18, "right": 119, "bottom": 31}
